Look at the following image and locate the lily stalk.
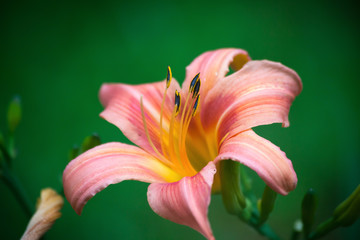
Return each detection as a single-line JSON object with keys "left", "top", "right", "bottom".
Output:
{"left": 1, "top": 96, "right": 34, "bottom": 218}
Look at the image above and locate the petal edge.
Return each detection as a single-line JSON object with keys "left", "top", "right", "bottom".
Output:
{"left": 63, "top": 142, "right": 179, "bottom": 215}
{"left": 147, "top": 162, "right": 217, "bottom": 240}
{"left": 215, "top": 130, "right": 297, "bottom": 195}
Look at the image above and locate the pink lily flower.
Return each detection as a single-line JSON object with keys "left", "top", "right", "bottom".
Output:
{"left": 63, "top": 48, "right": 302, "bottom": 239}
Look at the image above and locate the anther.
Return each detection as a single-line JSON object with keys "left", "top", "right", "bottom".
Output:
{"left": 166, "top": 66, "right": 172, "bottom": 89}
{"left": 192, "top": 94, "right": 200, "bottom": 117}
{"left": 189, "top": 73, "right": 200, "bottom": 92}
{"left": 192, "top": 78, "right": 201, "bottom": 98}
{"left": 174, "top": 90, "right": 181, "bottom": 116}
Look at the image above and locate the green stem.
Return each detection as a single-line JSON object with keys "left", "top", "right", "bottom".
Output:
{"left": 258, "top": 224, "right": 282, "bottom": 240}
{"left": 248, "top": 218, "right": 282, "bottom": 240}
{"left": 0, "top": 144, "right": 12, "bottom": 166}
{"left": 1, "top": 162, "right": 34, "bottom": 218}
{"left": 291, "top": 231, "right": 301, "bottom": 240}
{"left": 308, "top": 218, "right": 339, "bottom": 240}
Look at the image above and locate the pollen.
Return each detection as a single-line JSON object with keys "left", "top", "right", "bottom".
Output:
{"left": 141, "top": 68, "right": 203, "bottom": 178}
{"left": 174, "top": 90, "right": 181, "bottom": 116}
{"left": 192, "top": 78, "right": 201, "bottom": 98}
{"left": 166, "top": 66, "right": 172, "bottom": 89}
{"left": 189, "top": 73, "right": 200, "bottom": 93}
{"left": 192, "top": 94, "right": 200, "bottom": 117}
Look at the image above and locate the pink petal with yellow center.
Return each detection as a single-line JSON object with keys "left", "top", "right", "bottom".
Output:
{"left": 202, "top": 60, "right": 302, "bottom": 141}
{"left": 99, "top": 80, "right": 180, "bottom": 156}
{"left": 147, "top": 161, "right": 217, "bottom": 240}
{"left": 63, "top": 142, "right": 180, "bottom": 215}
{"left": 215, "top": 130, "right": 297, "bottom": 195}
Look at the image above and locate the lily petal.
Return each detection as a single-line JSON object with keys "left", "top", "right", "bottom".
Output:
{"left": 99, "top": 80, "right": 180, "bottom": 156}
{"left": 202, "top": 60, "right": 302, "bottom": 141}
{"left": 182, "top": 49, "right": 250, "bottom": 167}
{"left": 182, "top": 48, "right": 250, "bottom": 98}
{"left": 63, "top": 142, "right": 180, "bottom": 215}
{"left": 147, "top": 162, "right": 217, "bottom": 240}
{"left": 215, "top": 130, "right": 297, "bottom": 195}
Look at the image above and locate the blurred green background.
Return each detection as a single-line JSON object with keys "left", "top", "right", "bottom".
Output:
{"left": 1, "top": 0, "right": 359, "bottom": 239}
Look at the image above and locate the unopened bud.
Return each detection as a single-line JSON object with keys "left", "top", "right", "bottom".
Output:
{"left": 7, "top": 95, "right": 22, "bottom": 133}
{"left": 81, "top": 133, "right": 101, "bottom": 153}
{"left": 220, "top": 160, "right": 246, "bottom": 216}
{"left": 258, "top": 185, "right": 277, "bottom": 225}
{"left": 68, "top": 145, "right": 80, "bottom": 161}
{"left": 310, "top": 185, "right": 360, "bottom": 239}
{"left": 333, "top": 184, "right": 360, "bottom": 226}
{"left": 301, "top": 188, "right": 318, "bottom": 236}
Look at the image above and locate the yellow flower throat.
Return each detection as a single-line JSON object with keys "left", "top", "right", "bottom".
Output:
{"left": 140, "top": 66, "right": 201, "bottom": 178}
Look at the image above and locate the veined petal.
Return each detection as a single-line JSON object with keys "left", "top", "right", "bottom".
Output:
{"left": 202, "top": 60, "right": 302, "bottom": 141}
{"left": 215, "top": 130, "right": 297, "bottom": 195}
{"left": 99, "top": 80, "right": 180, "bottom": 156}
{"left": 182, "top": 48, "right": 250, "bottom": 98}
{"left": 182, "top": 49, "right": 250, "bottom": 168}
{"left": 147, "top": 162, "right": 217, "bottom": 240}
{"left": 63, "top": 142, "right": 180, "bottom": 215}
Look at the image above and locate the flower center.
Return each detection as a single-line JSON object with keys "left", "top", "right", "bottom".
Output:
{"left": 140, "top": 66, "right": 201, "bottom": 178}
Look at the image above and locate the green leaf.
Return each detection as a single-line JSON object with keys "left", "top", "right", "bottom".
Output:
{"left": 68, "top": 145, "right": 80, "bottom": 162}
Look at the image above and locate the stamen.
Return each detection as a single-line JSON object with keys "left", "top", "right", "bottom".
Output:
{"left": 174, "top": 90, "right": 181, "bottom": 116}
{"left": 192, "top": 77, "right": 201, "bottom": 98}
{"left": 168, "top": 106, "right": 188, "bottom": 175}
{"left": 189, "top": 73, "right": 200, "bottom": 93}
{"left": 166, "top": 66, "right": 172, "bottom": 89}
{"left": 174, "top": 73, "right": 202, "bottom": 176}
{"left": 172, "top": 89, "right": 197, "bottom": 176}
{"left": 140, "top": 97, "right": 173, "bottom": 166}
{"left": 179, "top": 74, "right": 201, "bottom": 145}
{"left": 192, "top": 94, "right": 200, "bottom": 117}
{"left": 159, "top": 66, "right": 172, "bottom": 158}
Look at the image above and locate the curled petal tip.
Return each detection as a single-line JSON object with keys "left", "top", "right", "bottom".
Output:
{"left": 216, "top": 130, "right": 298, "bottom": 196}
{"left": 63, "top": 142, "right": 175, "bottom": 215}
{"left": 147, "top": 162, "right": 216, "bottom": 240}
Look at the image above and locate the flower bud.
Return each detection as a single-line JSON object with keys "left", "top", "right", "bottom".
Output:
{"left": 220, "top": 160, "right": 246, "bottom": 216}
{"left": 333, "top": 184, "right": 360, "bottom": 226}
{"left": 258, "top": 185, "right": 277, "bottom": 225}
{"left": 7, "top": 95, "right": 22, "bottom": 133}
{"left": 310, "top": 185, "right": 360, "bottom": 239}
{"left": 21, "top": 188, "right": 64, "bottom": 240}
{"left": 240, "top": 164, "right": 252, "bottom": 192}
{"left": 81, "top": 133, "right": 101, "bottom": 153}
{"left": 68, "top": 145, "right": 80, "bottom": 161}
{"left": 301, "top": 188, "right": 318, "bottom": 236}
